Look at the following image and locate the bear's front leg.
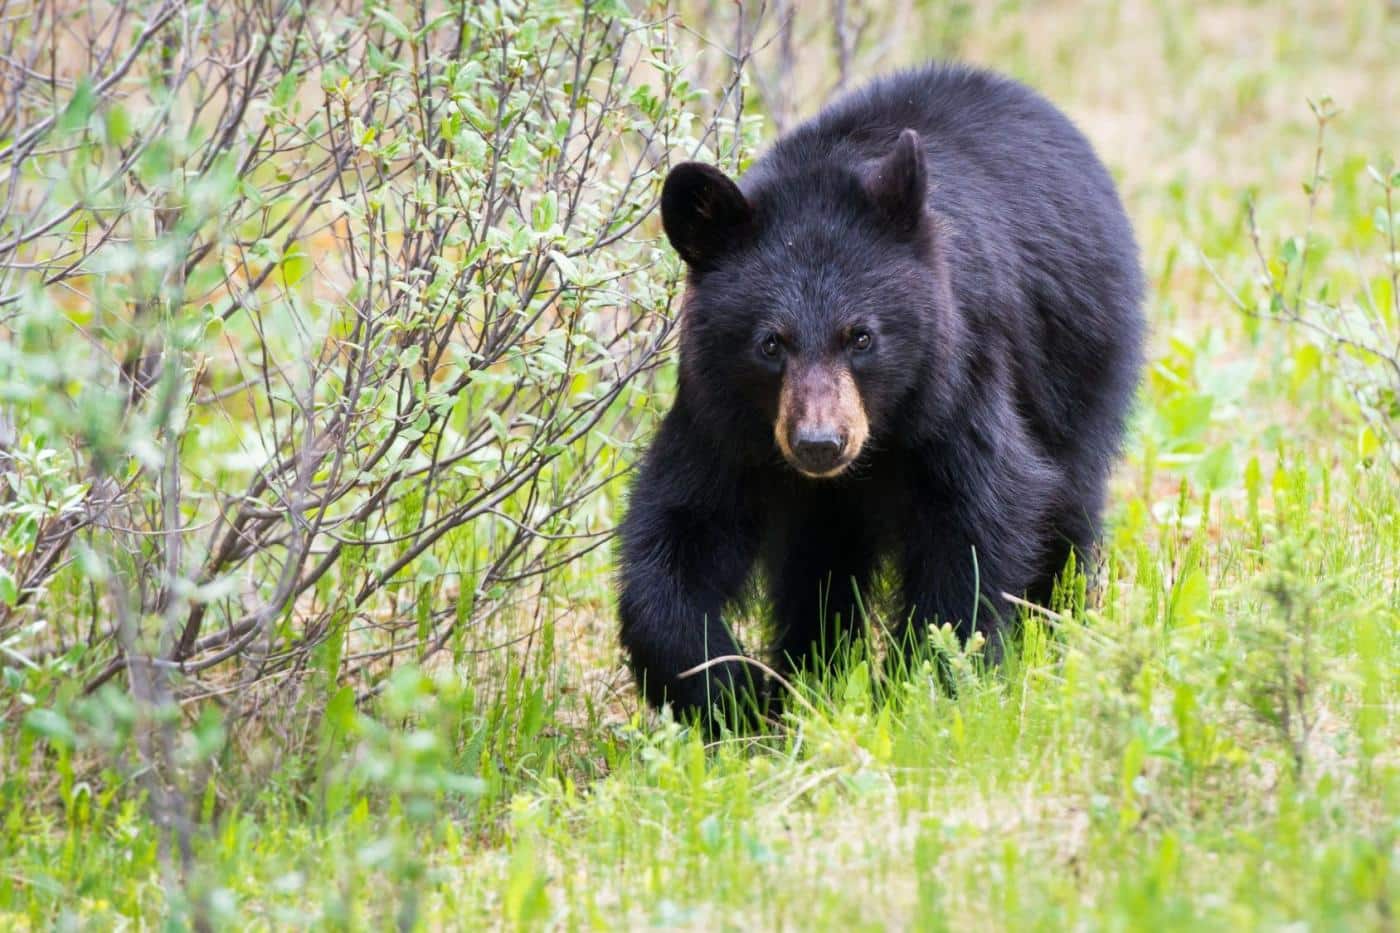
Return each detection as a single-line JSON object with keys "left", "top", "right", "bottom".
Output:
{"left": 897, "top": 523, "right": 1013, "bottom": 653}
{"left": 895, "top": 449, "right": 1052, "bottom": 663}
{"left": 617, "top": 416, "right": 763, "bottom": 730}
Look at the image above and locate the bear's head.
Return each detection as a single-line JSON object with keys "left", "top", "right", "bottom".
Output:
{"left": 661, "top": 129, "right": 951, "bottom": 479}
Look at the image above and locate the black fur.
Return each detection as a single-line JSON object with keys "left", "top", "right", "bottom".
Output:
{"left": 619, "top": 65, "right": 1145, "bottom": 726}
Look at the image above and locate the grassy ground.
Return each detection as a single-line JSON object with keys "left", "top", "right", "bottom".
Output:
{"left": 4, "top": 1, "right": 1398, "bottom": 928}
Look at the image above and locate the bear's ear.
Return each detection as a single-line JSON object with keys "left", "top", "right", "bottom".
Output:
{"left": 865, "top": 128, "right": 927, "bottom": 237}
{"left": 661, "top": 162, "right": 751, "bottom": 269}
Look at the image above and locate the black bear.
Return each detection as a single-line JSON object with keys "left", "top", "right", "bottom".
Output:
{"left": 618, "top": 64, "right": 1144, "bottom": 726}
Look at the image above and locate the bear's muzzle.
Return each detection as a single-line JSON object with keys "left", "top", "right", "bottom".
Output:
{"left": 775, "top": 363, "right": 869, "bottom": 478}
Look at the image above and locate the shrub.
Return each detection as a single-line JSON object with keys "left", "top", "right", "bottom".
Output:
{"left": 0, "top": 0, "right": 755, "bottom": 766}
{"left": 1225, "top": 99, "right": 1400, "bottom": 472}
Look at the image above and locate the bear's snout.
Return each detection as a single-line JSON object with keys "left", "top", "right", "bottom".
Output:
{"left": 792, "top": 426, "right": 847, "bottom": 474}
{"left": 775, "top": 363, "right": 869, "bottom": 478}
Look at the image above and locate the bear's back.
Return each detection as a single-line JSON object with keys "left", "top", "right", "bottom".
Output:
{"left": 753, "top": 66, "right": 1086, "bottom": 185}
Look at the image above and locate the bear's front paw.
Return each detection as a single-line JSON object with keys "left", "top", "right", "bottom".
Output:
{"left": 672, "top": 657, "right": 771, "bottom": 736}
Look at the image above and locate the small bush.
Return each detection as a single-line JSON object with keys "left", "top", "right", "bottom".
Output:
{"left": 1225, "top": 99, "right": 1400, "bottom": 472}
{"left": 0, "top": 0, "right": 754, "bottom": 790}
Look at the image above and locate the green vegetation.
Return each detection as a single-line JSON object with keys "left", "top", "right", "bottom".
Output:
{"left": 2, "top": 1, "right": 1397, "bottom": 928}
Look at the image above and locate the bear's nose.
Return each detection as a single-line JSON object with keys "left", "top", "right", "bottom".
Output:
{"left": 792, "top": 427, "right": 846, "bottom": 474}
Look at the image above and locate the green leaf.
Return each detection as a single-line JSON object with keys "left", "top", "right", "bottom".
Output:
{"left": 842, "top": 660, "right": 872, "bottom": 712}
{"left": 104, "top": 103, "right": 131, "bottom": 147}
{"left": 279, "top": 244, "right": 311, "bottom": 288}
{"left": 1169, "top": 568, "right": 1209, "bottom": 627}
{"left": 24, "top": 708, "right": 77, "bottom": 749}
{"left": 324, "top": 686, "right": 358, "bottom": 737}
{"left": 486, "top": 410, "right": 509, "bottom": 444}
{"left": 272, "top": 71, "right": 299, "bottom": 109}
{"left": 503, "top": 840, "right": 551, "bottom": 928}
{"left": 137, "top": 138, "right": 174, "bottom": 187}
{"left": 532, "top": 190, "right": 557, "bottom": 232}
{"left": 372, "top": 7, "right": 412, "bottom": 42}
{"left": 57, "top": 78, "right": 96, "bottom": 135}
{"left": 0, "top": 567, "right": 17, "bottom": 606}
{"left": 548, "top": 249, "right": 579, "bottom": 284}
{"left": 1195, "top": 443, "right": 1236, "bottom": 492}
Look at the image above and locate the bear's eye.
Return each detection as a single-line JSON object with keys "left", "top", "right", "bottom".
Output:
{"left": 850, "top": 328, "right": 873, "bottom": 352}
{"left": 759, "top": 333, "right": 782, "bottom": 359}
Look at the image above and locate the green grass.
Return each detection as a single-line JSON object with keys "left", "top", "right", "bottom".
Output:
{"left": 3, "top": 1, "right": 1398, "bottom": 929}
